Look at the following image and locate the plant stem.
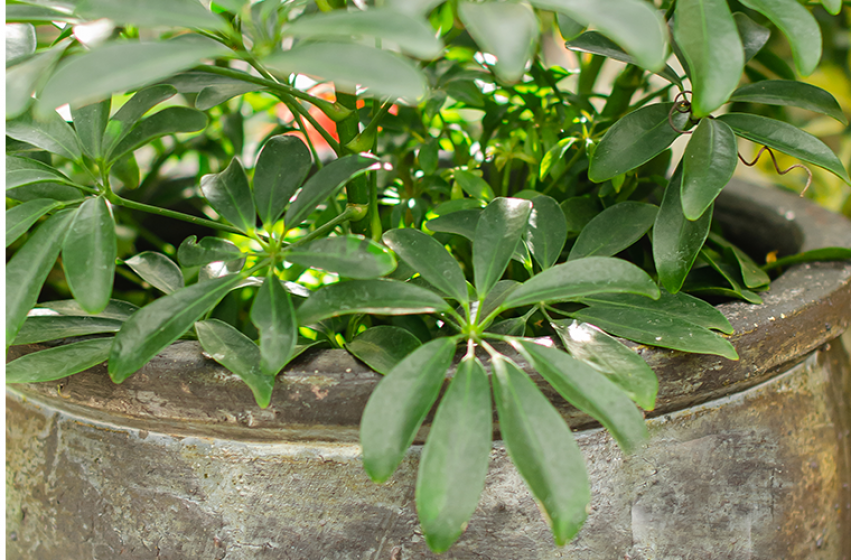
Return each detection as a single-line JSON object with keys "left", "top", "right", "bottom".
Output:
{"left": 285, "top": 204, "right": 368, "bottom": 249}
{"left": 337, "top": 92, "right": 374, "bottom": 236}
{"left": 284, "top": 97, "right": 342, "bottom": 154}
{"left": 109, "top": 194, "right": 245, "bottom": 235}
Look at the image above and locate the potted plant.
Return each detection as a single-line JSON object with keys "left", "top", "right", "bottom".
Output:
{"left": 6, "top": 0, "right": 851, "bottom": 556}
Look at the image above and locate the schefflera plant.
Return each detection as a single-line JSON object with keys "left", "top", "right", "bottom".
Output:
{"left": 296, "top": 195, "right": 737, "bottom": 550}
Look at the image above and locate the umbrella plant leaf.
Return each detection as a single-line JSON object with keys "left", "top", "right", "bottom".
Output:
{"left": 383, "top": 228, "right": 468, "bottom": 303}
{"left": 107, "top": 107, "right": 208, "bottom": 164}
{"left": 819, "top": 0, "right": 842, "bottom": 16}
{"left": 6, "top": 41, "right": 69, "bottom": 120}
{"left": 707, "top": 234, "right": 771, "bottom": 290}
{"left": 473, "top": 198, "right": 533, "bottom": 299}
{"left": 526, "top": 195, "right": 567, "bottom": 270}
{"left": 6, "top": 23, "right": 36, "bottom": 64}
{"left": 6, "top": 4, "right": 79, "bottom": 23}
{"left": 453, "top": 170, "right": 495, "bottom": 201}
{"left": 200, "top": 158, "right": 256, "bottom": 233}
{"left": 6, "top": 199, "right": 61, "bottom": 247}
{"left": 738, "top": 0, "right": 821, "bottom": 76}
{"left": 38, "top": 299, "right": 139, "bottom": 320}
{"left": 250, "top": 275, "right": 298, "bottom": 376}
{"left": 733, "top": 12, "right": 770, "bottom": 62}
{"left": 361, "top": 337, "right": 457, "bottom": 482}
{"left": 102, "top": 84, "right": 178, "bottom": 154}
{"left": 254, "top": 135, "right": 312, "bottom": 227}
{"left": 681, "top": 118, "right": 738, "bottom": 220}
{"left": 426, "top": 209, "right": 482, "bottom": 241}
{"left": 6, "top": 111, "right": 82, "bottom": 161}
{"left": 557, "top": 12, "right": 586, "bottom": 41}
{"left": 177, "top": 236, "right": 244, "bottom": 268}
{"left": 479, "top": 280, "right": 520, "bottom": 321}
{"left": 62, "top": 197, "right": 116, "bottom": 314}
{"left": 71, "top": 98, "right": 111, "bottom": 160}
{"left": 568, "top": 201, "right": 657, "bottom": 261}
{"left": 195, "top": 82, "right": 258, "bottom": 110}
{"left": 564, "top": 31, "right": 682, "bottom": 87}
{"left": 560, "top": 196, "right": 601, "bottom": 234}
{"left": 6, "top": 338, "right": 114, "bottom": 384}
{"left": 286, "top": 235, "right": 396, "bottom": 280}
{"left": 110, "top": 152, "right": 141, "bottom": 189}
{"left": 729, "top": 81, "right": 847, "bottom": 125}
{"left": 13, "top": 315, "right": 124, "bottom": 345}
{"left": 124, "top": 252, "right": 185, "bottom": 295}
{"left": 346, "top": 326, "right": 422, "bottom": 375}
{"left": 76, "top": 0, "right": 227, "bottom": 31}
{"left": 762, "top": 247, "right": 851, "bottom": 270}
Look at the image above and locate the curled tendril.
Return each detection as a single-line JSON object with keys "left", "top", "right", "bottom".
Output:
{"left": 738, "top": 146, "right": 813, "bottom": 197}
{"left": 667, "top": 90, "right": 695, "bottom": 134}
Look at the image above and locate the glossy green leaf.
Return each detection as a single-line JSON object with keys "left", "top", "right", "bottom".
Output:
{"left": 426, "top": 209, "right": 481, "bottom": 240}
{"left": 753, "top": 49, "right": 796, "bottom": 81}
{"left": 479, "top": 280, "right": 520, "bottom": 320}
{"left": 490, "top": 355, "right": 589, "bottom": 546}
{"left": 6, "top": 211, "right": 75, "bottom": 347}
{"left": 264, "top": 42, "right": 427, "bottom": 102}
{"left": 125, "top": 252, "right": 184, "bottom": 294}
{"left": 6, "top": 199, "right": 61, "bottom": 247}
{"left": 200, "top": 158, "right": 256, "bottom": 232}
{"left": 734, "top": 12, "right": 770, "bottom": 62}
{"left": 196, "top": 319, "right": 274, "bottom": 408}
{"left": 588, "top": 103, "right": 689, "bottom": 182}
{"left": 37, "top": 36, "right": 229, "bottom": 115}
{"left": 681, "top": 118, "right": 738, "bottom": 220}
{"left": 5, "top": 5, "right": 78, "bottom": 23}
{"left": 6, "top": 339, "right": 113, "bottom": 384}
{"left": 5, "top": 164, "right": 69, "bottom": 191}
{"left": 107, "top": 107, "right": 208, "bottom": 163}
{"left": 560, "top": 196, "right": 601, "bottom": 234}
{"left": 673, "top": 0, "right": 743, "bottom": 118}
{"left": 573, "top": 306, "right": 739, "bottom": 360}
{"left": 254, "top": 135, "right": 312, "bottom": 227}
{"left": 102, "top": 85, "right": 178, "bottom": 154}
{"left": 820, "top": 0, "right": 842, "bottom": 16}
{"left": 14, "top": 315, "right": 124, "bottom": 345}
{"left": 697, "top": 248, "right": 765, "bottom": 304}
{"left": 62, "top": 198, "right": 116, "bottom": 314}
{"left": 71, "top": 98, "right": 111, "bottom": 160}
{"left": 284, "top": 8, "right": 442, "bottom": 60}
{"left": 417, "top": 356, "right": 491, "bottom": 552}
{"left": 708, "top": 234, "right": 771, "bottom": 290}
{"left": 346, "top": 326, "right": 422, "bottom": 375}
{"left": 568, "top": 202, "right": 656, "bottom": 261}
{"left": 486, "top": 317, "right": 527, "bottom": 337}
{"left": 454, "top": 170, "right": 495, "bottom": 201}
{"left": 738, "top": 0, "right": 821, "bottom": 76}
{"left": 385, "top": 0, "right": 445, "bottom": 16}
{"left": 108, "top": 274, "right": 244, "bottom": 382}
{"left": 195, "top": 82, "right": 257, "bottom": 111}
{"left": 729, "top": 81, "right": 847, "bottom": 125}
{"left": 297, "top": 279, "right": 452, "bottom": 326}
{"left": 564, "top": 31, "right": 682, "bottom": 87}
{"left": 286, "top": 235, "right": 396, "bottom": 279}
{"left": 177, "top": 236, "right": 244, "bottom": 268}
{"left": 250, "top": 275, "right": 297, "bottom": 376}
{"left": 6, "top": 23, "right": 36, "bottom": 64}
{"left": 76, "top": 0, "right": 227, "bottom": 31}
{"left": 653, "top": 165, "right": 713, "bottom": 293}
{"left": 762, "top": 247, "right": 851, "bottom": 270}
{"left": 37, "top": 299, "right": 138, "bottom": 320}
{"left": 517, "top": 340, "right": 647, "bottom": 452}
{"left": 474, "top": 198, "right": 533, "bottom": 299}
{"left": 551, "top": 320, "right": 657, "bottom": 410}
{"left": 361, "top": 337, "right": 456, "bottom": 482}
{"left": 458, "top": 1, "right": 538, "bottom": 83}
{"left": 526, "top": 195, "right": 567, "bottom": 270}
{"left": 7, "top": 41, "right": 69, "bottom": 119}
{"left": 383, "top": 229, "right": 468, "bottom": 303}
{"left": 717, "top": 113, "right": 850, "bottom": 183}
{"left": 6, "top": 111, "right": 82, "bottom": 161}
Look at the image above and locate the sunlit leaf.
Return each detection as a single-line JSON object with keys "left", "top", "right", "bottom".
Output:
{"left": 124, "top": 251, "right": 184, "bottom": 294}
{"left": 383, "top": 228, "right": 468, "bottom": 303}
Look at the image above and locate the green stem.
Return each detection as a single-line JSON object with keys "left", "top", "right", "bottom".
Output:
{"left": 284, "top": 98, "right": 342, "bottom": 155}
{"left": 109, "top": 194, "right": 245, "bottom": 235}
{"left": 337, "top": 93, "right": 374, "bottom": 236}
{"left": 541, "top": 146, "right": 583, "bottom": 195}
{"left": 285, "top": 204, "right": 368, "bottom": 249}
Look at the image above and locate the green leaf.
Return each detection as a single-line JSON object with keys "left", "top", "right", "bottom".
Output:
{"left": 486, "top": 317, "right": 527, "bottom": 337}
{"left": 37, "top": 299, "right": 138, "bottom": 320}
{"left": 62, "top": 198, "right": 116, "bottom": 314}
{"left": 200, "top": 158, "right": 256, "bottom": 232}
{"left": 707, "top": 234, "right": 771, "bottom": 290}
{"left": 419, "top": 137, "right": 439, "bottom": 175}
{"left": 653, "top": 165, "right": 712, "bottom": 293}
{"left": 110, "top": 152, "right": 141, "bottom": 189}
{"left": 286, "top": 235, "right": 396, "bottom": 279}
{"left": 297, "top": 279, "right": 452, "bottom": 326}
{"left": 71, "top": 98, "right": 111, "bottom": 160}
{"left": 453, "top": 170, "right": 495, "bottom": 201}
{"left": 557, "top": 13, "right": 586, "bottom": 41}
{"left": 673, "top": 0, "right": 743, "bottom": 118}
{"left": 458, "top": 1, "right": 538, "bottom": 83}
{"left": 177, "top": 236, "right": 244, "bottom": 268}
{"left": 108, "top": 274, "right": 244, "bottom": 382}
{"left": 560, "top": 196, "right": 601, "bottom": 233}
{"left": 13, "top": 315, "right": 124, "bottom": 345}
{"left": 76, "top": 0, "right": 227, "bottom": 31}
{"left": 285, "top": 154, "right": 377, "bottom": 228}
{"left": 5, "top": 4, "right": 78, "bottom": 23}
{"left": 473, "top": 198, "right": 533, "bottom": 299}
{"left": 264, "top": 42, "right": 427, "bottom": 102}
{"left": 820, "top": 0, "right": 842, "bottom": 16}
{"left": 729, "top": 81, "right": 847, "bottom": 125}
{"left": 753, "top": 49, "right": 796, "bottom": 81}
{"left": 479, "top": 280, "right": 520, "bottom": 320}
{"left": 102, "top": 84, "right": 178, "bottom": 154}
{"left": 502, "top": 257, "right": 659, "bottom": 310}
{"left": 361, "top": 337, "right": 456, "bottom": 482}
{"left": 6, "top": 211, "right": 75, "bottom": 346}
{"left": 37, "top": 36, "right": 229, "bottom": 115}
{"left": 588, "top": 103, "right": 689, "bottom": 182}
{"left": 107, "top": 107, "right": 208, "bottom": 164}
{"left": 568, "top": 201, "right": 656, "bottom": 261}
{"left": 6, "top": 199, "right": 61, "bottom": 247}
{"left": 6, "top": 338, "right": 114, "bottom": 384}
{"left": 526, "top": 195, "right": 567, "bottom": 270}
{"left": 417, "top": 356, "right": 491, "bottom": 552}
{"left": 564, "top": 31, "right": 682, "bottom": 87}
{"left": 382, "top": 228, "right": 468, "bottom": 303}
{"left": 124, "top": 252, "right": 184, "bottom": 294}
{"left": 283, "top": 8, "right": 442, "bottom": 60}
{"left": 550, "top": 320, "right": 657, "bottom": 411}
{"left": 733, "top": 12, "right": 771, "bottom": 62}
{"left": 6, "top": 23, "right": 36, "bottom": 65}
{"left": 763, "top": 247, "right": 851, "bottom": 270}
{"left": 253, "top": 135, "right": 312, "bottom": 227}
{"left": 738, "top": 0, "right": 821, "bottom": 76}
{"left": 196, "top": 319, "right": 274, "bottom": 408}
{"left": 529, "top": 0, "right": 666, "bottom": 71}
{"left": 6, "top": 41, "right": 69, "bottom": 120}
{"left": 717, "top": 113, "right": 850, "bottom": 183}
{"left": 250, "top": 275, "right": 298, "bottom": 376}
{"left": 681, "top": 118, "right": 738, "bottom": 220}
{"left": 425, "top": 208, "right": 481, "bottom": 240}
{"left": 6, "top": 111, "right": 82, "bottom": 161}
{"left": 346, "top": 326, "right": 422, "bottom": 375}
{"left": 195, "top": 82, "right": 257, "bottom": 111}
{"left": 516, "top": 340, "right": 648, "bottom": 452}
{"left": 572, "top": 306, "right": 739, "bottom": 360}
{"left": 490, "top": 355, "right": 589, "bottom": 546}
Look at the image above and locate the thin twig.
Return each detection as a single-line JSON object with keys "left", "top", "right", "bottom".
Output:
{"left": 737, "top": 146, "right": 813, "bottom": 196}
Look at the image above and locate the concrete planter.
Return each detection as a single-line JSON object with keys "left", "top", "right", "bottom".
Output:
{"left": 6, "top": 180, "right": 851, "bottom": 560}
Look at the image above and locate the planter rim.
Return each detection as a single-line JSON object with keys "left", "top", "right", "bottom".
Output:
{"left": 8, "top": 180, "right": 851, "bottom": 442}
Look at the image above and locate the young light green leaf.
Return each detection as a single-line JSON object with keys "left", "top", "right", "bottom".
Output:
{"left": 453, "top": 170, "right": 495, "bottom": 201}
{"left": 254, "top": 135, "right": 312, "bottom": 227}
{"left": 102, "top": 84, "right": 178, "bottom": 153}
{"left": 14, "top": 315, "right": 124, "bottom": 345}
{"left": 250, "top": 275, "right": 298, "bottom": 376}
{"left": 37, "top": 299, "right": 139, "bottom": 320}
{"left": 502, "top": 257, "right": 659, "bottom": 310}
{"left": 458, "top": 1, "right": 538, "bottom": 83}
{"left": 124, "top": 252, "right": 185, "bottom": 294}
{"left": 572, "top": 306, "right": 739, "bottom": 360}
{"left": 62, "top": 198, "right": 116, "bottom": 314}
{"left": 526, "top": 195, "right": 567, "bottom": 270}
{"left": 820, "top": 0, "right": 842, "bottom": 16}
{"left": 196, "top": 319, "right": 275, "bottom": 408}
{"left": 729, "top": 81, "right": 847, "bottom": 125}
{"left": 568, "top": 201, "right": 656, "bottom": 261}
{"left": 473, "top": 198, "right": 533, "bottom": 299}
{"left": 200, "top": 158, "right": 256, "bottom": 232}
{"left": 734, "top": 13, "right": 771, "bottom": 62}
{"left": 516, "top": 340, "right": 648, "bottom": 452}
{"left": 490, "top": 355, "right": 589, "bottom": 546}
{"left": 361, "top": 337, "right": 456, "bottom": 482}
{"left": 417, "top": 356, "right": 491, "bottom": 552}
{"left": 76, "top": 0, "right": 227, "bottom": 31}
{"left": 6, "top": 338, "right": 114, "bottom": 384}
{"left": 346, "top": 326, "right": 422, "bottom": 375}
{"left": 681, "top": 118, "right": 738, "bottom": 220}
{"left": 107, "top": 107, "right": 208, "bottom": 163}
{"left": 177, "top": 236, "right": 244, "bottom": 268}
{"left": 425, "top": 208, "right": 482, "bottom": 241}
{"left": 108, "top": 274, "right": 245, "bottom": 382}
{"left": 71, "top": 98, "right": 111, "bottom": 160}
{"left": 6, "top": 199, "right": 61, "bottom": 247}
{"left": 717, "top": 113, "right": 851, "bottom": 183}
{"left": 588, "top": 103, "right": 689, "bottom": 182}
{"left": 286, "top": 235, "right": 396, "bottom": 279}
{"left": 564, "top": 31, "right": 682, "bottom": 87}
{"left": 7, "top": 40, "right": 69, "bottom": 119}
{"left": 6, "top": 111, "right": 82, "bottom": 161}
{"left": 738, "top": 0, "right": 821, "bottom": 76}
{"left": 551, "top": 320, "right": 658, "bottom": 411}
{"left": 383, "top": 228, "right": 468, "bottom": 303}
{"left": 297, "top": 279, "right": 452, "bottom": 326}
{"left": 673, "top": 0, "right": 743, "bottom": 118}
